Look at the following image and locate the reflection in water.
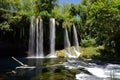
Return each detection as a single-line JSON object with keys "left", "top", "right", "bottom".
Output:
{"left": 1, "top": 58, "right": 120, "bottom": 80}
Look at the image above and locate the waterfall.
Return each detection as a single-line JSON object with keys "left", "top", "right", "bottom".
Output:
{"left": 64, "top": 28, "right": 71, "bottom": 48}
{"left": 73, "top": 24, "right": 81, "bottom": 57}
{"left": 36, "top": 18, "right": 39, "bottom": 57}
{"left": 28, "top": 17, "right": 44, "bottom": 58}
{"left": 64, "top": 24, "right": 81, "bottom": 58}
{"left": 64, "top": 28, "right": 73, "bottom": 57}
{"left": 38, "top": 19, "right": 43, "bottom": 57}
{"left": 28, "top": 16, "right": 80, "bottom": 58}
{"left": 49, "top": 18, "right": 56, "bottom": 57}
{"left": 28, "top": 16, "right": 35, "bottom": 57}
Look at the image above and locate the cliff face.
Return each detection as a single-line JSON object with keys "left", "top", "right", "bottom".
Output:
{"left": 0, "top": 9, "right": 29, "bottom": 57}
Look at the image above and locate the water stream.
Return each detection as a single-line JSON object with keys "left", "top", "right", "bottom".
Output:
{"left": 28, "top": 16, "right": 35, "bottom": 57}
{"left": 1, "top": 58, "right": 120, "bottom": 80}
{"left": 26, "top": 17, "right": 120, "bottom": 80}
{"left": 49, "top": 18, "right": 56, "bottom": 57}
{"left": 64, "top": 28, "right": 72, "bottom": 57}
{"left": 64, "top": 25, "right": 81, "bottom": 58}
{"left": 28, "top": 17, "right": 57, "bottom": 58}
{"left": 73, "top": 24, "right": 81, "bottom": 57}
{"left": 38, "top": 18, "right": 43, "bottom": 57}
{"left": 28, "top": 17, "right": 81, "bottom": 58}
{"left": 36, "top": 18, "right": 39, "bottom": 57}
{"left": 66, "top": 58, "right": 120, "bottom": 80}
{"left": 28, "top": 17, "right": 44, "bottom": 58}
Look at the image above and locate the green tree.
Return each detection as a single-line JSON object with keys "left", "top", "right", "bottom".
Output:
{"left": 0, "top": 0, "right": 58, "bottom": 16}
{"left": 69, "top": 3, "right": 78, "bottom": 16}
{"left": 0, "top": 0, "right": 10, "bottom": 9}
{"left": 87, "top": 0, "right": 120, "bottom": 56}
{"left": 76, "top": 0, "right": 91, "bottom": 39}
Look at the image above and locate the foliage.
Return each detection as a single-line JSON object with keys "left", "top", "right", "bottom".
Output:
{"left": 1, "top": 0, "right": 120, "bottom": 59}
{"left": 87, "top": 0, "right": 120, "bottom": 56}
{"left": 0, "top": 21, "right": 11, "bottom": 31}
{"left": 80, "top": 46, "right": 101, "bottom": 59}
{"left": 80, "top": 36, "right": 96, "bottom": 47}
{"left": 39, "top": 11, "right": 51, "bottom": 18}
{"left": 69, "top": 3, "right": 78, "bottom": 16}
{"left": 0, "top": 0, "right": 10, "bottom": 9}
{"left": 73, "top": 0, "right": 120, "bottom": 57}
{"left": 0, "top": 9, "right": 22, "bottom": 32}
{"left": 0, "top": 0, "right": 58, "bottom": 16}
{"left": 0, "top": 9, "right": 29, "bottom": 43}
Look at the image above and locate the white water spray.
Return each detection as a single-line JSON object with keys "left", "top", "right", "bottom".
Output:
{"left": 64, "top": 28, "right": 73, "bottom": 57}
{"left": 28, "top": 17, "right": 44, "bottom": 58}
{"left": 36, "top": 18, "right": 39, "bottom": 57}
{"left": 49, "top": 18, "right": 56, "bottom": 57}
{"left": 38, "top": 19, "right": 43, "bottom": 57}
{"left": 73, "top": 24, "right": 81, "bottom": 57}
{"left": 28, "top": 16, "right": 35, "bottom": 57}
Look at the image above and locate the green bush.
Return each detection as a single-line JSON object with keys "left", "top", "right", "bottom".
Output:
{"left": 39, "top": 11, "right": 51, "bottom": 18}
{"left": 0, "top": 21, "right": 11, "bottom": 31}
{"left": 81, "top": 36, "right": 96, "bottom": 47}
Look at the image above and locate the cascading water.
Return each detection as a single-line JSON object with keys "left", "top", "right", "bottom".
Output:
{"left": 73, "top": 24, "right": 81, "bottom": 57}
{"left": 28, "top": 17, "right": 80, "bottom": 58}
{"left": 64, "top": 28, "right": 73, "bottom": 57}
{"left": 64, "top": 25, "right": 81, "bottom": 58}
{"left": 49, "top": 18, "right": 56, "bottom": 57}
{"left": 28, "top": 17, "right": 44, "bottom": 58}
{"left": 64, "top": 28, "right": 71, "bottom": 48}
{"left": 28, "top": 16, "right": 35, "bottom": 57}
{"left": 38, "top": 19, "right": 43, "bottom": 57}
{"left": 36, "top": 18, "right": 39, "bottom": 57}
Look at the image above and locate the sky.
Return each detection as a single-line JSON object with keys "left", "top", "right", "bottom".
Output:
{"left": 58, "top": 0, "right": 81, "bottom": 5}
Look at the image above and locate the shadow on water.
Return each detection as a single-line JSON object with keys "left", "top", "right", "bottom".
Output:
{"left": 0, "top": 57, "right": 75, "bottom": 80}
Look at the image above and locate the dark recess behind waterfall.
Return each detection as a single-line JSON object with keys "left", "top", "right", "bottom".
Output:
{"left": 0, "top": 9, "right": 66, "bottom": 57}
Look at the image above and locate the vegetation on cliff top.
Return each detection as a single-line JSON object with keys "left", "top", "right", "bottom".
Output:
{"left": 0, "top": 0, "right": 120, "bottom": 60}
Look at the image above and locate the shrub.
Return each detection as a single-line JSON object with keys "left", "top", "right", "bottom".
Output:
{"left": 80, "top": 36, "right": 96, "bottom": 47}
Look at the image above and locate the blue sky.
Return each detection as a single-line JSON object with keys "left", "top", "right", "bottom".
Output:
{"left": 58, "top": 0, "right": 81, "bottom": 5}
